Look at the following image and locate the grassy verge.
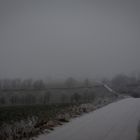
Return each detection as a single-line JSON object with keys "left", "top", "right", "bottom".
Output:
{"left": 0, "top": 96, "right": 123, "bottom": 140}
{"left": 0, "top": 104, "right": 72, "bottom": 126}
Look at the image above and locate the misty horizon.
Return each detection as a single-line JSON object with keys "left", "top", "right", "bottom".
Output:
{"left": 0, "top": 0, "right": 140, "bottom": 79}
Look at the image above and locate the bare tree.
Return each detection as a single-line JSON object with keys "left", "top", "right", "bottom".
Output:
{"left": 61, "top": 93, "right": 67, "bottom": 104}
{"left": 71, "top": 93, "right": 81, "bottom": 104}
{"left": 0, "top": 96, "right": 6, "bottom": 105}
{"left": 22, "top": 79, "right": 33, "bottom": 89}
{"left": 24, "top": 94, "right": 36, "bottom": 104}
{"left": 84, "top": 78, "right": 91, "bottom": 87}
{"left": 33, "top": 80, "right": 45, "bottom": 90}
{"left": 65, "top": 77, "right": 77, "bottom": 88}
{"left": 43, "top": 91, "right": 51, "bottom": 104}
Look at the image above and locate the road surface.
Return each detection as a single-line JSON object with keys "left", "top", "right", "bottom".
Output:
{"left": 35, "top": 98, "right": 140, "bottom": 140}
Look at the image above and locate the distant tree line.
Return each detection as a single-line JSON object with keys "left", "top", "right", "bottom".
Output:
{"left": 0, "top": 77, "right": 92, "bottom": 90}
{"left": 110, "top": 73, "right": 140, "bottom": 98}
{"left": 0, "top": 78, "right": 95, "bottom": 105}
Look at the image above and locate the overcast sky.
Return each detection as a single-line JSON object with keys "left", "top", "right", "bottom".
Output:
{"left": 0, "top": 0, "right": 140, "bottom": 80}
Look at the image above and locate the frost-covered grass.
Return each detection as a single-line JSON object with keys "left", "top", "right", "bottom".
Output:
{"left": 0, "top": 96, "right": 123, "bottom": 140}
{"left": 0, "top": 104, "right": 73, "bottom": 140}
{"left": 0, "top": 104, "right": 71, "bottom": 125}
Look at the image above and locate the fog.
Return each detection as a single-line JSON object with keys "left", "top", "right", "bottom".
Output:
{"left": 0, "top": 0, "right": 140, "bottom": 80}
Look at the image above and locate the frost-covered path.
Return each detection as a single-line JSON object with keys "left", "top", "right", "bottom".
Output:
{"left": 35, "top": 98, "right": 140, "bottom": 140}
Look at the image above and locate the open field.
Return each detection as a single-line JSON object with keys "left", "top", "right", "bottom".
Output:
{"left": 0, "top": 95, "right": 120, "bottom": 140}
{"left": 0, "top": 104, "right": 72, "bottom": 126}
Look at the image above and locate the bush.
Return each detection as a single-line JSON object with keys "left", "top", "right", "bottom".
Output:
{"left": 131, "top": 93, "right": 140, "bottom": 98}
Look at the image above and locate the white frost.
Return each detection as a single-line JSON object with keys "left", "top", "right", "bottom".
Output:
{"left": 35, "top": 98, "right": 140, "bottom": 140}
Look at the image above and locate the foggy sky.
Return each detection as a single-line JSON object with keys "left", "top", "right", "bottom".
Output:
{"left": 0, "top": 0, "right": 140, "bottom": 80}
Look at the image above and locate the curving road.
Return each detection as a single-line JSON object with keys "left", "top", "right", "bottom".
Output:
{"left": 36, "top": 98, "right": 140, "bottom": 140}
